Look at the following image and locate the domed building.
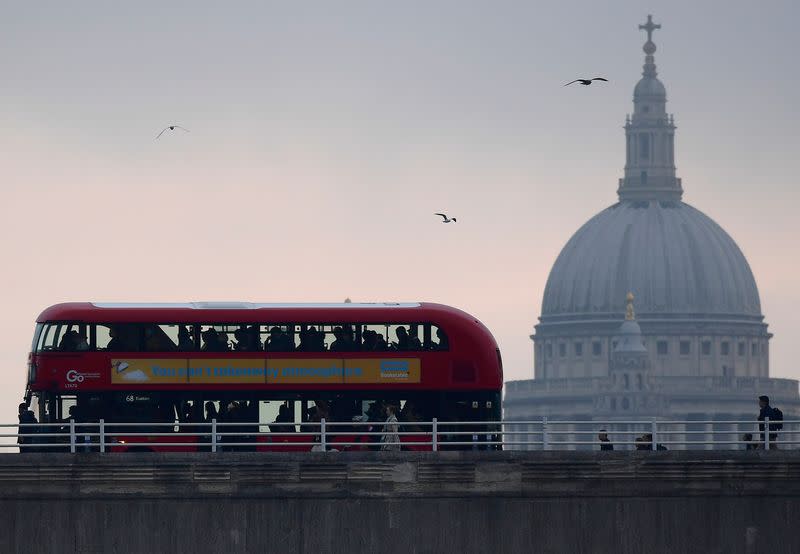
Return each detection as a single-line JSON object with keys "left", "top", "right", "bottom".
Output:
{"left": 504, "top": 16, "right": 800, "bottom": 446}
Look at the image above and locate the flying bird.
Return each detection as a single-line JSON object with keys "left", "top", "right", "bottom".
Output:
{"left": 435, "top": 213, "right": 457, "bottom": 223}
{"left": 155, "top": 125, "right": 190, "bottom": 139}
{"left": 564, "top": 77, "right": 609, "bottom": 87}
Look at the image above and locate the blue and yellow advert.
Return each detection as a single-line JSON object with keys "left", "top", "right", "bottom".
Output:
{"left": 111, "top": 358, "right": 421, "bottom": 385}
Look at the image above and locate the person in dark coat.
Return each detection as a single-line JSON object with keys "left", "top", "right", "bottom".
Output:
{"left": 18, "top": 402, "right": 38, "bottom": 453}
{"left": 757, "top": 395, "right": 780, "bottom": 449}
{"left": 742, "top": 433, "right": 759, "bottom": 450}
{"left": 635, "top": 433, "right": 667, "bottom": 451}
{"left": 598, "top": 430, "right": 614, "bottom": 451}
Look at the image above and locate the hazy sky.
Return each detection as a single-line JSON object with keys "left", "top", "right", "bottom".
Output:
{"left": 1, "top": 1, "right": 798, "bottom": 426}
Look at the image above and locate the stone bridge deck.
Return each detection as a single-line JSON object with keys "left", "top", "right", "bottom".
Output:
{"left": 2, "top": 451, "right": 798, "bottom": 553}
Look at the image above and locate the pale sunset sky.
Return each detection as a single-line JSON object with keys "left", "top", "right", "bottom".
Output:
{"left": 0, "top": 1, "right": 798, "bottom": 425}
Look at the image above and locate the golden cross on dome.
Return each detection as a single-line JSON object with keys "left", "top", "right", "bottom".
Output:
{"left": 639, "top": 14, "right": 661, "bottom": 43}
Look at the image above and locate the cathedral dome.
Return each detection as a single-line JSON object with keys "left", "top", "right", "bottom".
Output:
{"left": 540, "top": 200, "right": 762, "bottom": 322}
{"left": 539, "top": 15, "right": 762, "bottom": 326}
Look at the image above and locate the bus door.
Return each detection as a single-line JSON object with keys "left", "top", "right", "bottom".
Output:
{"left": 439, "top": 393, "right": 497, "bottom": 450}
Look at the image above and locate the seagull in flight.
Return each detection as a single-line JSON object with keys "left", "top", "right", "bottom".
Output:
{"left": 155, "top": 125, "right": 190, "bottom": 139}
{"left": 435, "top": 213, "right": 457, "bottom": 223}
{"left": 564, "top": 77, "right": 608, "bottom": 87}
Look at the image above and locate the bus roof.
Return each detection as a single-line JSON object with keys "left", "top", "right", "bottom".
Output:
{"left": 94, "top": 302, "right": 421, "bottom": 309}
{"left": 36, "top": 302, "right": 478, "bottom": 325}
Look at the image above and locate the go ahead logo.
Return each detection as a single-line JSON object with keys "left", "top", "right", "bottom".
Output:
{"left": 66, "top": 370, "right": 85, "bottom": 383}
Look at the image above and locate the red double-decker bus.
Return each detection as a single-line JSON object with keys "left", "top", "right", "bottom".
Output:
{"left": 25, "top": 302, "right": 503, "bottom": 452}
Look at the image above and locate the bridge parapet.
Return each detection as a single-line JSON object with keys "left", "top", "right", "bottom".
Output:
{"left": 2, "top": 451, "right": 800, "bottom": 499}
{"left": 3, "top": 452, "right": 800, "bottom": 553}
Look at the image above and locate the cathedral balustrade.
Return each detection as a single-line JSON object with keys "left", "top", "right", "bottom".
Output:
{"left": 650, "top": 375, "right": 798, "bottom": 395}
{"left": 505, "top": 377, "right": 609, "bottom": 395}
{"left": 507, "top": 376, "right": 798, "bottom": 396}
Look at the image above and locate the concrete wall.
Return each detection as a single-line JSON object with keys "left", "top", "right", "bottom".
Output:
{"left": 2, "top": 451, "right": 800, "bottom": 554}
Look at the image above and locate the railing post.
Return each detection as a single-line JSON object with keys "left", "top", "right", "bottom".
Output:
{"left": 542, "top": 416, "right": 549, "bottom": 451}
{"left": 69, "top": 419, "right": 76, "bottom": 454}
{"left": 432, "top": 418, "right": 438, "bottom": 451}
{"left": 320, "top": 418, "right": 327, "bottom": 451}
{"left": 99, "top": 419, "right": 105, "bottom": 453}
{"left": 765, "top": 417, "right": 770, "bottom": 450}
{"left": 211, "top": 418, "right": 217, "bottom": 453}
{"left": 651, "top": 417, "right": 658, "bottom": 451}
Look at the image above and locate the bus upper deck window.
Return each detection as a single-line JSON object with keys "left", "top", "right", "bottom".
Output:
{"left": 429, "top": 325, "right": 448, "bottom": 350}
{"left": 37, "top": 324, "right": 58, "bottom": 352}
{"left": 143, "top": 325, "right": 179, "bottom": 352}
{"left": 263, "top": 325, "right": 295, "bottom": 352}
{"left": 36, "top": 323, "right": 88, "bottom": 352}
{"left": 31, "top": 324, "right": 44, "bottom": 353}
{"left": 96, "top": 324, "right": 141, "bottom": 352}
{"left": 385, "top": 324, "right": 422, "bottom": 351}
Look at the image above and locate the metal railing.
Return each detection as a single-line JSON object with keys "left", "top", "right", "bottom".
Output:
{"left": 500, "top": 417, "right": 797, "bottom": 450}
{"left": 3, "top": 418, "right": 797, "bottom": 452}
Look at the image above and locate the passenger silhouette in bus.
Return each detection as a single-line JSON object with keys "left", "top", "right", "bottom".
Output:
{"left": 317, "top": 401, "right": 331, "bottom": 423}
{"left": 297, "top": 328, "right": 312, "bottom": 351}
{"left": 107, "top": 326, "right": 139, "bottom": 351}
{"left": 399, "top": 400, "right": 424, "bottom": 433}
{"left": 197, "top": 401, "right": 218, "bottom": 452}
{"left": 201, "top": 329, "right": 226, "bottom": 352}
{"left": 107, "top": 327, "right": 123, "bottom": 351}
{"left": 407, "top": 325, "right": 422, "bottom": 350}
{"left": 177, "top": 326, "right": 194, "bottom": 351}
{"left": 310, "top": 327, "right": 326, "bottom": 351}
{"left": 201, "top": 328, "right": 213, "bottom": 351}
{"left": 74, "top": 330, "right": 89, "bottom": 351}
{"left": 270, "top": 404, "right": 296, "bottom": 433}
{"left": 59, "top": 330, "right": 80, "bottom": 351}
{"left": 233, "top": 327, "right": 252, "bottom": 351}
{"left": 296, "top": 328, "right": 311, "bottom": 351}
{"left": 216, "top": 332, "right": 229, "bottom": 351}
{"left": 250, "top": 326, "right": 262, "bottom": 350}
{"left": 204, "top": 401, "right": 218, "bottom": 423}
{"left": 263, "top": 327, "right": 276, "bottom": 351}
{"left": 435, "top": 328, "right": 449, "bottom": 350}
{"left": 297, "top": 327, "right": 324, "bottom": 352}
{"left": 329, "top": 327, "right": 347, "bottom": 352}
{"left": 375, "top": 333, "right": 388, "bottom": 351}
{"left": 216, "top": 401, "right": 228, "bottom": 424}
{"left": 362, "top": 330, "right": 378, "bottom": 351}
{"left": 280, "top": 328, "right": 294, "bottom": 350}
{"left": 144, "top": 326, "right": 168, "bottom": 351}
{"left": 181, "top": 401, "right": 195, "bottom": 423}
{"left": 392, "top": 327, "right": 410, "bottom": 350}
{"left": 143, "top": 327, "right": 156, "bottom": 350}
{"left": 265, "top": 327, "right": 292, "bottom": 351}
{"left": 219, "top": 401, "right": 239, "bottom": 451}
{"left": 341, "top": 325, "right": 356, "bottom": 351}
